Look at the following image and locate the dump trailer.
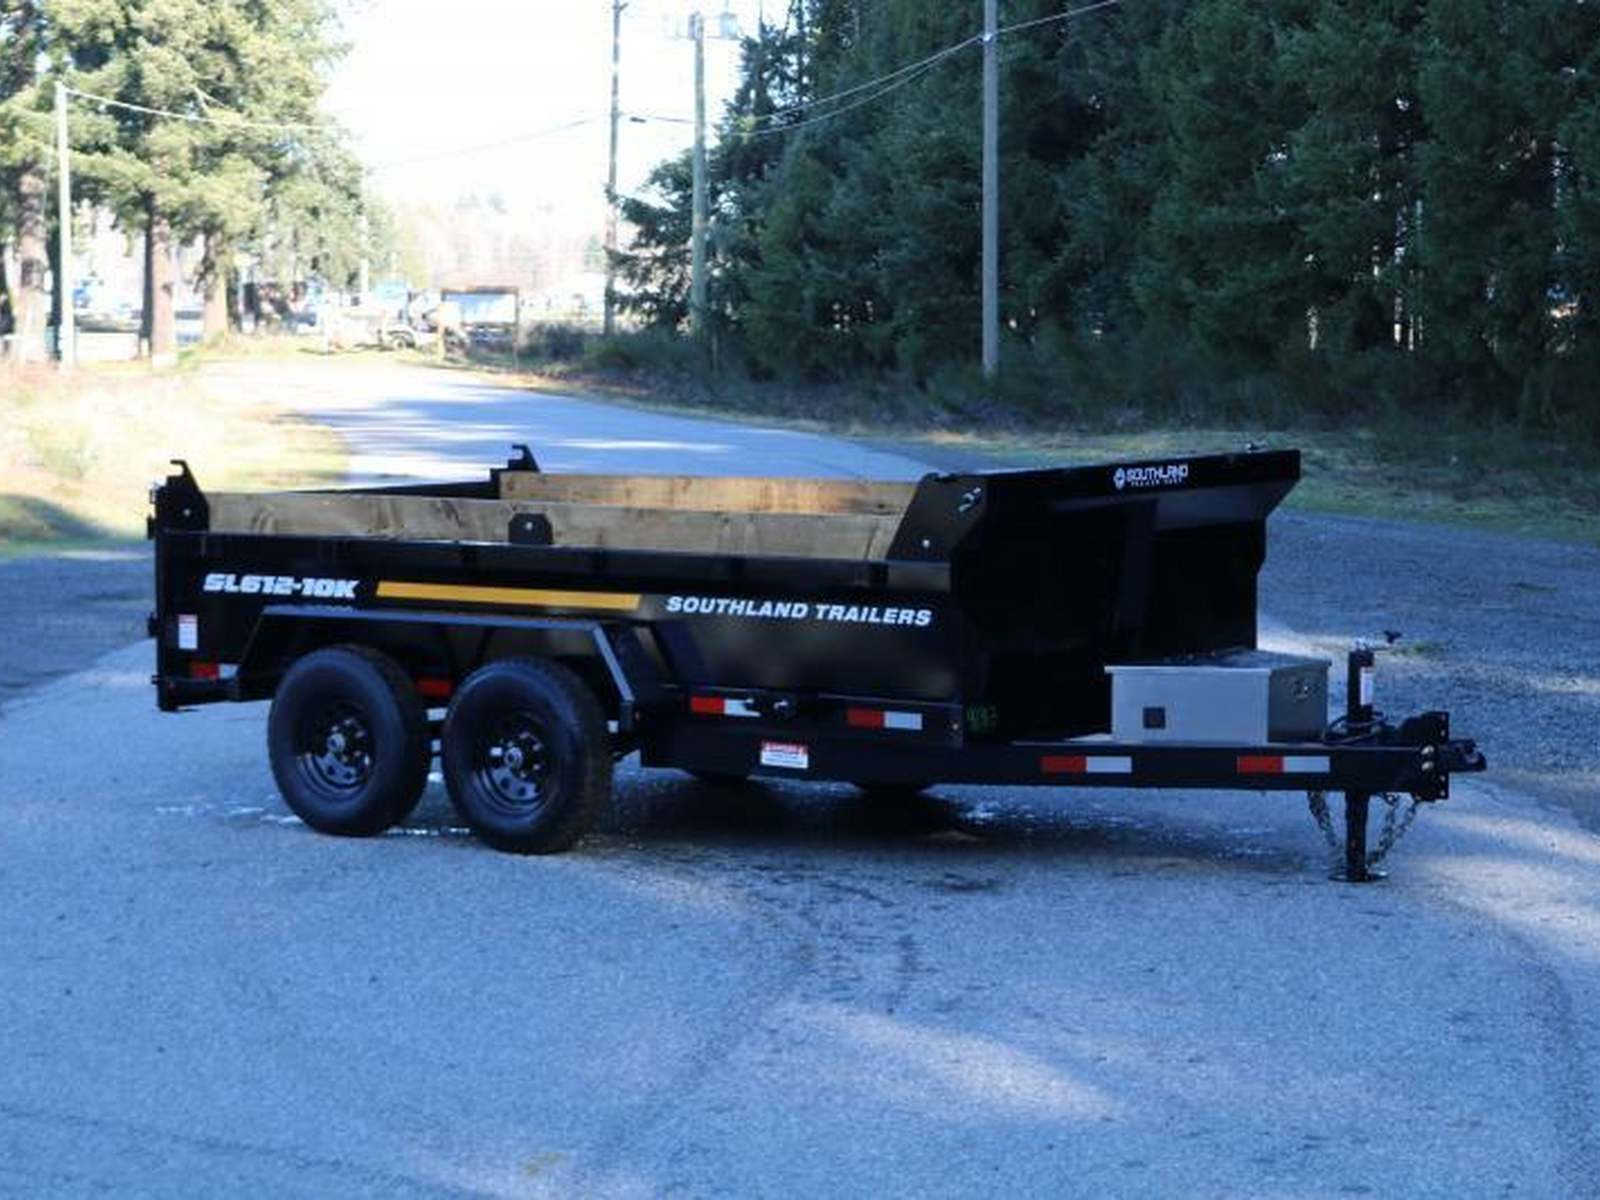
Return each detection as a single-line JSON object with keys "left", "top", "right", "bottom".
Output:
{"left": 149, "top": 446, "right": 1484, "bottom": 880}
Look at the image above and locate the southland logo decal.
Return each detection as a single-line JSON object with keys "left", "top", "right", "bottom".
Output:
{"left": 665, "top": 595, "right": 933, "bottom": 628}
{"left": 1113, "top": 463, "right": 1190, "bottom": 490}
{"left": 203, "top": 573, "right": 359, "bottom": 599}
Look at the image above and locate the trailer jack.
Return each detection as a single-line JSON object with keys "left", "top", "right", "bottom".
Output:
{"left": 1307, "top": 789, "right": 1424, "bottom": 882}
{"left": 1311, "top": 647, "right": 1448, "bottom": 882}
{"left": 1341, "top": 793, "right": 1373, "bottom": 882}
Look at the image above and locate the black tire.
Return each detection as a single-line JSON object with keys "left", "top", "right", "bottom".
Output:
{"left": 441, "top": 658, "right": 611, "bottom": 854}
{"left": 268, "top": 645, "right": 432, "bottom": 837}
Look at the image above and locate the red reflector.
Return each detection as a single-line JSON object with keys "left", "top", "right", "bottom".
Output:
{"left": 416, "top": 678, "right": 453, "bottom": 700}
{"left": 1041, "top": 755, "right": 1087, "bottom": 775}
{"left": 189, "top": 661, "right": 220, "bottom": 681}
{"left": 1237, "top": 755, "right": 1285, "bottom": 775}
{"left": 690, "top": 696, "right": 724, "bottom": 715}
{"left": 846, "top": 708, "right": 885, "bottom": 728}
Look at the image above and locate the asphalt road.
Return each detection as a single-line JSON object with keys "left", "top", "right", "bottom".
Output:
{"left": 3, "top": 362, "right": 1598, "bottom": 1197}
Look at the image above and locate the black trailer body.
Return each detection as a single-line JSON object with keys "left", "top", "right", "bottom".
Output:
{"left": 149, "top": 447, "right": 1484, "bottom": 876}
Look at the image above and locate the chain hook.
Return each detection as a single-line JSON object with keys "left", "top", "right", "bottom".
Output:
{"left": 1307, "top": 790, "right": 1421, "bottom": 873}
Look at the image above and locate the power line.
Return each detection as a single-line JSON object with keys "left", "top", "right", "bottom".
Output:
{"left": 734, "top": 53, "right": 955, "bottom": 139}
{"left": 626, "top": 111, "right": 695, "bottom": 125}
{"left": 63, "top": 82, "right": 598, "bottom": 170}
{"left": 391, "top": 4, "right": 1128, "bottom": 170}
{"left": 743, "top": 32, "right": 983, "bottom": 127}
{"left": 998, "top": 0, "right": 1125, "bottom": 39}
{"left": 369, "top": 116, "right": 605, "bottom": 168}
{"left": 64, "top": 86, "right": 334, "bottom": 133}
{"left": 624, "top": 49, "right": 965, "bottom": 142}
{"left": 715, "top": 0, "right": 1125, "bottom": 134}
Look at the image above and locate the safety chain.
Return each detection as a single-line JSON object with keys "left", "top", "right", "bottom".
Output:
{"left": 1306, "top": 790, "right": 1421, "bottom": 870}
{"left": 1367, "top": 792, "right": 1421, "bottom": 867}
{"left": 1307, "top": 789, "right": 1341, "bottom": 861}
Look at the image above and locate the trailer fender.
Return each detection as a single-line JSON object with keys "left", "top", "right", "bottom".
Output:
{"left": 233, "top": 605, "right": 661, "bottom": 728}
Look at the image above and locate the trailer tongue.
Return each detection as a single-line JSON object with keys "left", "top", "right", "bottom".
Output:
{"left": 150, "top": 445, "right": 1484, "bottom": 878}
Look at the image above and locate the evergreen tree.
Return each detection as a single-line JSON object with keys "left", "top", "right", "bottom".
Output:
{"left": 616, "top": 152, "right": 696, "bottom": 330}
{"left": 1556, "top": 8, "right": 1600, "bottom": 433}
{"left": 1415, "top": 0, "right": 1577, "bottom": 415}
{"left": 46, "top": 0, "right": 350, "bottom": 358}
{"left": 1284, "top": 0, "right": 1425, "bottom": 357}
{"left": 1041, "top": 0, "right": 1181, "bottom": 344}
{"left": 1, "top": 0, "right": 51, "bottom": 363}
{"left": 617, "top": 0, "right": 1600, "bottom": 438}
{"left": 1138, "top": 0, "right": 1316, "bottom": 365}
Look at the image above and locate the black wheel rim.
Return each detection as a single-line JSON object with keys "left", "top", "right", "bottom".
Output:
{"left": 294, "top": 701, "right": 375, "bottom": 796}
{"left": 471, "top": 709, "right": 553, "bottom": 818}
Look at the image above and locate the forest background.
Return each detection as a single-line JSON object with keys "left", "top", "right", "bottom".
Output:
{"left": 617, "top": 0, "right": 1600, "bottom": 441}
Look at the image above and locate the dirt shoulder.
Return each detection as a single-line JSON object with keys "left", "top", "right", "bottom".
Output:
{"left": 0, "top": 353, "right": 347, "bottom": 709}
{"left": 0, "top": 358, "right": 346, "bottom": 550}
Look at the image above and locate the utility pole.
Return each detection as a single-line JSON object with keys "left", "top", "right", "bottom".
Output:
{"left": 54, "top": 81, "right": 75, "bottom": 370}
{"left": 981, "top": 0, "right": 998, "bottom": 382}
{"left": 604, "top": 0, "right": 625, "bottom": 338}
{"left": 358, "top": 210, "right": 371, "bottom": 298}
{"left": 679, "top": 8, "right": 737, "bottom": 342}
{"left": 689, "top": 10, "right": 708, "bottom": 340}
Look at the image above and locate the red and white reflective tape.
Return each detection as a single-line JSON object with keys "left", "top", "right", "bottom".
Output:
{"left": 846, "top": 707, "right": 923, "bottom": 732}
{"left": 689, "top": 695, "right": 760, "bottom": 719}
{"left": 1041, "top": 755, "right": 1134, "bottom": 776}
{"left": 1237, "top": 755, "right": 1331, "bottom": 776}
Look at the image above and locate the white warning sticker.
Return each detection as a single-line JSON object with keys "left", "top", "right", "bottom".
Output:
{"left": 1359, "top": 666, "right": 1375, "bottom": 708}
{"left": 759, "top": 741, "right": 810, "bottom": 771}
{"left": 177, "top": 614, "right": 198, "bottom": 651}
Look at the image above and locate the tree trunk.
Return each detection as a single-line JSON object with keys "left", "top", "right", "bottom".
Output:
{"left": 145, "top": 201, "right": 177, "bottom": 366}
{"left": 0, "top": 247, "right": 12, "bottom": 336}
{"left": 200, "top": 231, "right": 229, "bottom": 342}
{"left": 8, "top": 159, "right": 49, "bottom": 364}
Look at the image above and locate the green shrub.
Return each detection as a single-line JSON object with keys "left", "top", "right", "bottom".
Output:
{"left": 520, "top": 323, "right": 589, "bottom": 362}
{"left": 582, "top": 329, "right": 703, "bottom": 377}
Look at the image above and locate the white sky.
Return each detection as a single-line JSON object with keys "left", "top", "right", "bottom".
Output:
{"left": 324, "top": 0, "right": 768, "bottom": 231}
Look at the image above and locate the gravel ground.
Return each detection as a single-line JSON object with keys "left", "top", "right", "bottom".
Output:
{"left": 1262, "top": 512, "right": 1600, "bottom": 832}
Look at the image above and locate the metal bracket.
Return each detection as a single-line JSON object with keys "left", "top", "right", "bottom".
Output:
{"left": 508, "top": 512, "right": 553, "bottom": 546}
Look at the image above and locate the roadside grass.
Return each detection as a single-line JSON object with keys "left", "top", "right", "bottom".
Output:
{"left": 0, "top": 361, "right": 346, "bottom": 551}
{"left": 175, "top": 332, "right": 408, "bottom": 367}
{"left": 447, "top": 343, "right": 1600, "bottom": 546}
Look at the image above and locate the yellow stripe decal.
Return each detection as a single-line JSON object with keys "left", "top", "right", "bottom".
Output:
{"left": 376, "top": 581, "right": 641, "bottom": 612}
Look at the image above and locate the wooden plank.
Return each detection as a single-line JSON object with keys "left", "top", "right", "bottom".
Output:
{"left": 498, "top": 471, "right": 915, "bottom": 516}
{"left": 210, "top": 493, "right": 521, "bottom": 542}
{"left": 209, "top": 492, "right": 902, "bottom": 560}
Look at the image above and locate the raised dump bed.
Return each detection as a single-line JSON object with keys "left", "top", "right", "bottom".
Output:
{"left": 151, "top": 446, "right": 1483, "bottom": 879}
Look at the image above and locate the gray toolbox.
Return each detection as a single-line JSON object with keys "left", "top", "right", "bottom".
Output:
{"left": 1106, "top": 649, "right": 1331, "bottom": 744}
